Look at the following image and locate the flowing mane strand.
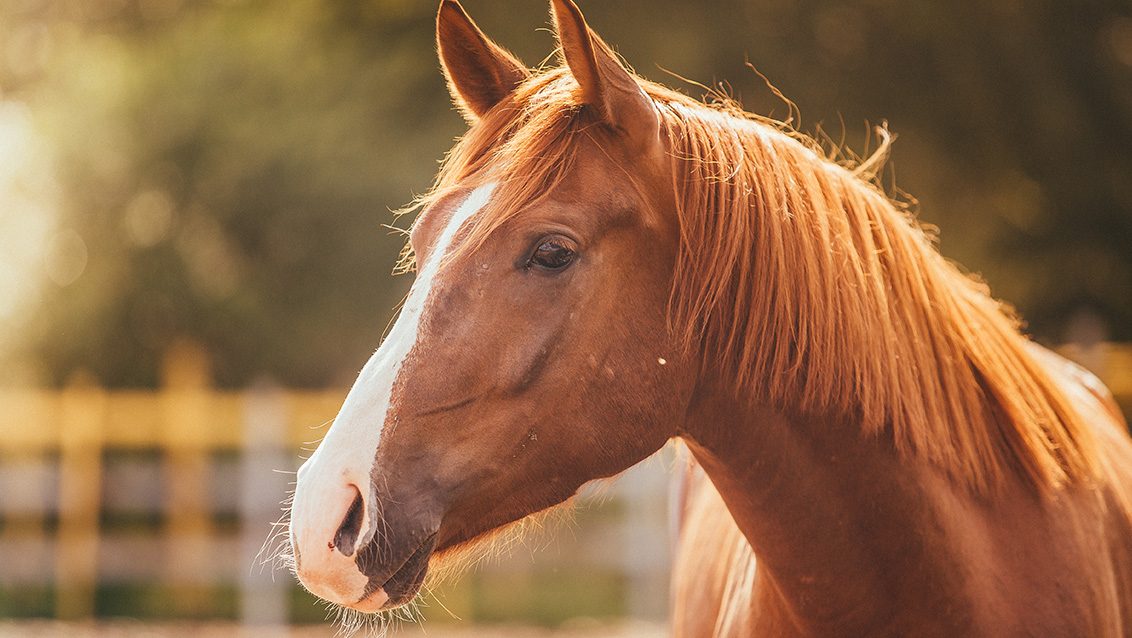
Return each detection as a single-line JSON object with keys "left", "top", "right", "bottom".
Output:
{"left": 409, "top": 67, "right": 1099, "bottom": 494}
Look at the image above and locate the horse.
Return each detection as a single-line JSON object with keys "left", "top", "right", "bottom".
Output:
{"left": 287, "top": 0, "right": 1132, "bottom": 635}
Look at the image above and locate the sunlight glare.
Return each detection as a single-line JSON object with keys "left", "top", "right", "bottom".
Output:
{"left": 0, "top": 99, "right": 60, "bottom": 349}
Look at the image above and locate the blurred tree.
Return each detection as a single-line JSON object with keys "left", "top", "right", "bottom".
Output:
{"left": 1, "top": 0, "right": 1129, "bottom": 388}
{"left": 2, "top": 0, "right": 463, "bottom": 387}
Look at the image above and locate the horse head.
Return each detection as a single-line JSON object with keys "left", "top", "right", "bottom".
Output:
{"left": 288, "top": 0, "right": 694, "bottom": 612}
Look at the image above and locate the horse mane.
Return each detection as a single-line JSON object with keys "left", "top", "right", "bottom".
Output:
{"left": 407, "top": 66, "right": 1099, "bottom": 494}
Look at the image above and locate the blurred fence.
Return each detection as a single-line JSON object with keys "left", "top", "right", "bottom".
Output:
{"left": 0, "top": 341, "right": 336, "bottom": 625}
{"left": 0, "top": 341, "right": 674, "bottom": 628}
{"left": 1058, "top": 341, "right": 1132, "bottom": 404}
{"left": 0, "top": 341, "right": 1128, "bottom": 627}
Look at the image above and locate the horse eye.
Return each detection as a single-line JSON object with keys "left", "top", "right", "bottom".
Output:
{"left": 528, "top": 238, "right": 576, "bottom": 272}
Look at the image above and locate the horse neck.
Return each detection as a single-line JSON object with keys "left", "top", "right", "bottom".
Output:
{"left": 679, "top": 383, "right": 982, "bottom": 635}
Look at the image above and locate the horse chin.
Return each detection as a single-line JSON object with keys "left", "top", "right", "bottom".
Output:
{"left": 348, "top": 588, "right": 390, "bottom": 613}
{"left": 351, "top": 532, "right": 438, "bottom": 612}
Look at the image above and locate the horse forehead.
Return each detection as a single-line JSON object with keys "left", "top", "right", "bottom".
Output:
{"left": 411, "top": 191, "right": 470, "bottom": 262}
{"left": 560, "top": 134, "right": 674, "bottom": 229}
{"left": 535, "top": 146, "right": 662, "bottom": 224}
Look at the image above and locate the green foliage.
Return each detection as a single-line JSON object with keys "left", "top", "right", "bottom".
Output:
{"left": 458, "top": 568, "right": 625, "bottom": 625}
{"left": 2, "top": 0, "right": 1130, "bottom": 387}
{"left": 2, "top": 0, "right": 461, "bottom": 387}
{"left": 0, "top": 585, "right": 53, "bottom": 618}
{"left": 0, "top": 572, "right": 623, "bottom": 625}
{"left": 94, "top": 584, "right": 240, "bottom": 620}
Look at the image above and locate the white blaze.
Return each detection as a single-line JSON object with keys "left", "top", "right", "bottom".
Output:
{"left": 292, "top": 183, "right": 496, "bottom": 557}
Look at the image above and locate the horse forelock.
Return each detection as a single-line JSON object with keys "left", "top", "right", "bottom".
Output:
{"left": 407, "top": 63, "right": 1099, "bottom": 495}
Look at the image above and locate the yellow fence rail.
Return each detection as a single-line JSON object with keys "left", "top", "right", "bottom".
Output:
{"left": 0, "top": 346, "right": 345, "bottom": 455}
{"left": 1058, "top": 341, "right": 1132, "bottom": 400}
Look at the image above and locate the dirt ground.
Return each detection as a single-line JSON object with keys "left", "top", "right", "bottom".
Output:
{"left": 0, "top": 620, "right": 668, "bottom": 638}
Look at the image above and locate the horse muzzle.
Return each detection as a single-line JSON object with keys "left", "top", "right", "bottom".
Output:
{"left": 290, "top": 458, "right": 441, "bottom": 612}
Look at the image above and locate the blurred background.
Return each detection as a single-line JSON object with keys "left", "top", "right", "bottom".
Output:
{"left": 0, "top": 0, "right": 1129, "bottom": 635}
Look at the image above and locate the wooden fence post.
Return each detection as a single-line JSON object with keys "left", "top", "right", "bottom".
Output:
{"left": 56, "top": 370, "right": 106, "bottom": 620}
{"left": 161, "top": 340, "right": 215, "bottom": 612}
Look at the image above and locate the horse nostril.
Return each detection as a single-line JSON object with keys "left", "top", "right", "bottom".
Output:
{"left": 333, "top": 488, "right": 365, "bottom": 556}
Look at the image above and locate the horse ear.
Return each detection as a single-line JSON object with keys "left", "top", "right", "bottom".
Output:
{"left": 550, "top": 0, "right": 660, "bottom": 147}
{"left": 437, "top": 0, "right": 530, "bottom": 121}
